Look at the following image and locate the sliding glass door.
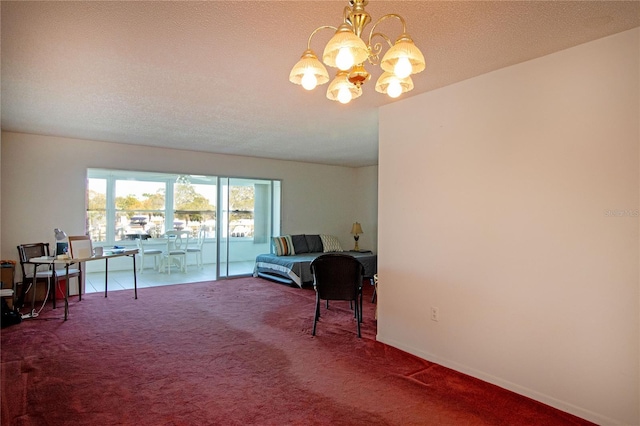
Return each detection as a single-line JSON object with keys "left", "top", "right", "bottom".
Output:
{"left": 217, "top": 177, "right": 278, "bottom": 278}
{"left": 87, "top": 169, "right": 280, "bottom": 280}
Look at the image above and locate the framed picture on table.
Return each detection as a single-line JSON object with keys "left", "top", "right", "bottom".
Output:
{"left": 67, "top": 236, "right": 93, "bottom": 259}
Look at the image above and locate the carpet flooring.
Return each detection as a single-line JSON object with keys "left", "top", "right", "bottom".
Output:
{"left": 1, "top": 277, "right": 594, "bottom": 425}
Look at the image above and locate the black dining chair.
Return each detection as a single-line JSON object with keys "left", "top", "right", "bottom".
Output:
{"left": 310, "top": 253, "right": 364, "bottom": 338}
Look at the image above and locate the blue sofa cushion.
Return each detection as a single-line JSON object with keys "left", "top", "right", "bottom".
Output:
{"left": 290, "top": 234, "right": 309, "bottom": 254}
{"left": 305, "top": 234, "right": 323, "bottom": 253}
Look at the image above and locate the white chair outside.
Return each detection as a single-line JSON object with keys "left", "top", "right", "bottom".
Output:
{"left": 187, "top": 227, "right": 205, "bottom": 268}
{"left": 136, "top": 238, "right": 163, "bottom": 273}
{"left": 161, "top": 230, "right": 190, "bottom": 274}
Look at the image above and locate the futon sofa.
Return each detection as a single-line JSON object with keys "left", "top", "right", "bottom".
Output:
{"left": 253, "top": 234, "right": 377, "bottom": 288}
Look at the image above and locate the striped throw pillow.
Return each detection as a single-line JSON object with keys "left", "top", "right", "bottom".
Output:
{"left": 272, "top": 235, "right": 295, "bottom": 256}
{"left": 320, "top": 234, "right": 343, "bottom": 253}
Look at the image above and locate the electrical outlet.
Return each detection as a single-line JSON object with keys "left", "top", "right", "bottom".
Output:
{"left": 431, "top": 307, "right": 439, "bottom": 322}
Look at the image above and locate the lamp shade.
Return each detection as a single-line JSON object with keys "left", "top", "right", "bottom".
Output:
{"left": 54, "top": 228, "right": 67, "bottom": 241}
{"left": 375, "top": 72, "right": 413, "bottom": 98}
{"left": 351, "top": 222, "right": 363, "bottom": 235}
{"left": 289, "top": 49, "right": 330, "bottom": 90}
{"left": 326, "top": 71, "right": 362, "bottom": 104}
{"left": 380, "top": 34, "right": 425, "bottom": 77}
{"left": 322, "top": 24, "right": 369, "bottom": 71}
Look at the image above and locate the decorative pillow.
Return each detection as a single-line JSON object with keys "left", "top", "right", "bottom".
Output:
{"left": 290, "top": 234, "right": 309, "bottom": 254}
{"left": 320, "top": 234, "right": 343, "bottom": 253}
{"left": 272, "top": 235, "right": 295, "bottom": 256}
{"left": 305, "top": 234, "right": 324, "bottom": 253}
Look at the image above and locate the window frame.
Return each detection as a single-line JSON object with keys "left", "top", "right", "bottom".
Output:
{"left": 87, "top": 169, "right": 281, "bottom": 248}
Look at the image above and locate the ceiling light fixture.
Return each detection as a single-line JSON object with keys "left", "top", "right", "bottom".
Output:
{"left": 176, "top": 175, "right": 190, "bottom": 185}
{"left": 289, "top": 0, "right": 425, "bottom": 104}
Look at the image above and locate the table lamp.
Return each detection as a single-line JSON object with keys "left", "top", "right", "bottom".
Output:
{"left": 54, "top": 228, "right": 68, "bottom": 257}
{"left": 350, "top": 222, "right": 363, "bottom": 252}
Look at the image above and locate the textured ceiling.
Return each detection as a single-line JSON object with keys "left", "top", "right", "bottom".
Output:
{"left": 1, "top": 1, "right": 639, "bottom": 167}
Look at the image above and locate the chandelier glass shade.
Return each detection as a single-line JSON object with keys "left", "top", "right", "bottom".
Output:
{"left": 327, "top": 71, "right": 363, "bottom": 104}
{"left": 289, "top": 49, "right": 330, "bottom": 91}
{"left": 322, "top": 24, "right": 370, "bottom": 71}
{"left": 380, "top": 34, "right": 426, "bottom": 78}
{"left": 289, "top": 0, "right": 425, "bottom": 104}
{"left": 375, "top": 72, "right": 413, "bottom": 98}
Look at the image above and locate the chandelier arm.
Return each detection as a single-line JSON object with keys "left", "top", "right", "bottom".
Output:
{"left": 367, "top": 13, "right": 406, "bottom": 46}
{"left": 367, "top": 33, "right": 393, "bottom": 65}
{"left": 307, "top": 25, "right": 338, "bottom": 50}
{"left": 343, "top": 5, "right": 352, "bottom": 24}
{"left": 370, "top": 32, "right": 393, "bottom": 46}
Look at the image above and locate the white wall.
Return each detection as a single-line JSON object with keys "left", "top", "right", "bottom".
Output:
{"left": 0, "top": 133, "right": 3, "bottom": 252}
{"left": 353, "top": 165, "right": 378, "bottom": 252}
{"left": 1, "top": 132, "right": 378, "bottom": 268}
{"left": 378, "top": 28, "right": 639, "bottom": 425}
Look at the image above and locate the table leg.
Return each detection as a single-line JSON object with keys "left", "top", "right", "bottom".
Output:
{"left": 104, "top": 258, "right": 108, "bottom": 298}
{"left": 52, "top": 270, "right": 56, "bottom": 309}
{"left": 64, "top": 264, "right": 70, "bottom": 321}
{"left": 132, "top": 254, "right": 138, "bottom": 299}
{"left": 30, "top": 277, "right": 38, "bottom": 316}
{"left": 78, "top": 262, "right": 83, "bottom": 302}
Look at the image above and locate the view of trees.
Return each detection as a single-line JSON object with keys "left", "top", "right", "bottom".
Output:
{"left": 229, "top": 185, "right": 254, "bottom": 212}
{"left": 87, "top": 180, "right": 255, "bottom": 240}
{"left": 174, "top": 184, "right": 212, "bottom": 212}
{"left": 88, "top": 185, "right": 216, "bottom": 216}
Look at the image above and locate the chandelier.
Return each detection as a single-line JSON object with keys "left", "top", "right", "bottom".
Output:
{"left": 289, "top": 0, "right": 425, "bottom": 104}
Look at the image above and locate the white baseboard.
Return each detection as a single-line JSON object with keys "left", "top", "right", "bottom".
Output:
{"left": 376, "top": 333, "right": 620, "bottom": 426}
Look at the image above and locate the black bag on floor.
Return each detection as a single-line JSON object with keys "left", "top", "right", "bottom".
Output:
{"left": 1, "top": 297, "right": 22, "bottom": 328}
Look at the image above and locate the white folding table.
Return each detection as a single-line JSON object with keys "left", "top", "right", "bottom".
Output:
{"left": 27, "top": 249, "right": 139, "bottom": 320}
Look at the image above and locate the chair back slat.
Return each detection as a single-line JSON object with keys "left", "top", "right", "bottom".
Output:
{"left": 164, "top": 230, "right": 190, "bottom": 251}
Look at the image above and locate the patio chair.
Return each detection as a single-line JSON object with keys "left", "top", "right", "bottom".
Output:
{"left": 161, "top": 230, "right": 190, "bottom": 274}
{"left": 136, "top": 238, "right": 163, "bottom": 273}
{"left": 186, "top": 227, "right": 206, "bottom": 268}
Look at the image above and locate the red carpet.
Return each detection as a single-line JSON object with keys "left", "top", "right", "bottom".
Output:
{"left": 1, "top": 277, "right": 594, "bottom": 425}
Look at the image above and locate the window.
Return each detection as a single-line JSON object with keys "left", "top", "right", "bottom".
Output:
{"left": 87, "top": 170, "right": 183, "bottom": 243}
{"left": 114, "top": 179, "right": 167, "bottom": 240}
{"left": 228, "top": 182, "right": 254, "bottom": 238}
{"left": 87, "top": 177, "right": 108, "bottom": 242}
{"left": 87, "top": 169, "right": 280, "bottom": 277}
{"left": 88, "top": 170, "right": 218, "bottom": 243}
{"left": 174, "top": 181, "right": 217, "bottom": 239}
{"left": 88, "top": 170, "right": 279, "bottom": 245}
